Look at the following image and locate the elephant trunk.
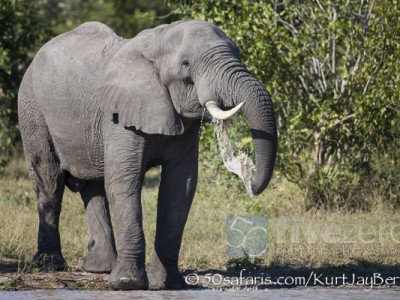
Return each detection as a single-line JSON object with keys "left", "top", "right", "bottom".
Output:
{"left": 222, "top": 69, "right": 277, "bottom": 195}
{"left": 241, "top": 87, "right": 277, "bottom": 195}
{"left": 197, "top": 53, "right": 277, "bottom": 195}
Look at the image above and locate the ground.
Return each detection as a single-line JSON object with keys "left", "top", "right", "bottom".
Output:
{"left": 1, "top": 257, "right": 399, "bottom": 290}
{"left": 0, "top": 155, "right": 399, "bottom": 290}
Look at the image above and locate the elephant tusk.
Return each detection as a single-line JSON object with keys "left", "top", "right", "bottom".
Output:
{"left": 205, "top": 101, "right": 246, "bottom": 120}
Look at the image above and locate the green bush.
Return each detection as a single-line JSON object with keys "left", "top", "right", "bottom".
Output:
{"left": 0, "top": 123, "right": 12, "bottom": 171}
{"left": 169, "top": 0, "right": 400, "bottom": 210}
{"left": 0, "top": 0, "right": 179, "bottom": 172}
{"left": 0, "top": 0, "right": 51, "bottom": 172}
{"left": 304, "top": 165, "right": 363, "bottom": 210}
{"left": 1, "top": 0, "right": 398, "bottom": 210}
{"left": 304, "top": 147, "right": 400, "bottom": 211}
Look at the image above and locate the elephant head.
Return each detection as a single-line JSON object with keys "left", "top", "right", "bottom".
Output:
{"left": 102, "top": 20, "right": 277, "bottom": 195}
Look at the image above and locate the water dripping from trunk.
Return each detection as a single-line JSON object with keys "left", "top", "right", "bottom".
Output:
{"left": 199, "top": 107, "right": 255, "bottom": 197}
{"left": 215, "top": 118, "right": 255, "bottom": 197}
{"left": 198, "top": 106, "right": 207, "bottom": 139}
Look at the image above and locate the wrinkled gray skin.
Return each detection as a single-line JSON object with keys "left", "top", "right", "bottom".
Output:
{"left": 18, "top": 20, "right": 277, "bottom": 290}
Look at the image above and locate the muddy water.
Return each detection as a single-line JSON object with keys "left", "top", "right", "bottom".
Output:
{"left": 1, "top": 288, "right": 400, "bottom": 300}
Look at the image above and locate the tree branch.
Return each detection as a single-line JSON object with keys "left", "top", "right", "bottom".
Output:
{"left": 316, "top": 0, "right": 326, "bottom": 12}
{"left": 278, "top": 18, "right": 298, "bottom": 37}
{"left": 155, "top": 11, "right": 176, "bottom": 19}
{"left": 363, "top": 38, "right": 386, "bottom": 95}
{"left": 331, "top": 113, "right": 357, "bottom": 129}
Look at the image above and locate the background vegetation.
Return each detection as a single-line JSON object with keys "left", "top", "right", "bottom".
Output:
{"left": 169, "top": 0, "right": 400, "bottom": 210}
{"left": 1, "top": 153, "right": 399, "bottom": 278}
{"left": 1, "top": 0, "right": 399, "bottom": 210}
{"left": 0, "top": 0, "right": 399, "bottom": 276}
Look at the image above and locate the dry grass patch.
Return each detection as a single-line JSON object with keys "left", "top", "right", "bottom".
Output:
{"left": 0, "top": 155, "right": 399, "bottom": 290}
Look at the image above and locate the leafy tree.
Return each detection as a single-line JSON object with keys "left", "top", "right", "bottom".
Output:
{"left": 168, "top": 0, "right": 400, "bottom": 208}
{"left": 0, "top": 0, "right": 50, "bottom": 171}
{"left": 46, "top": 0, "right": 177, "bottom": 38}
{"left": 0, "top": 0, "right": 177, "bottom": 172}
{"left": 111, "top": 0, "right": 177, "bottom": 38}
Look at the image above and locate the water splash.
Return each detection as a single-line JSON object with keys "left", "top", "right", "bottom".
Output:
{"left": 199, "top": 107, "right": 207, "bottom": 138}
{"left": 215, "top": 118, "right": 255, "bottom": 197}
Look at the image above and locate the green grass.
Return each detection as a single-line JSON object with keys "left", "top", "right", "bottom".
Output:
{"left": 0, "top": 154, "right": 399, "bottom": 275}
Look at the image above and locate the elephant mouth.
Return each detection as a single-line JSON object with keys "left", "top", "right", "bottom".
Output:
{"left": 178, "top": 101, "right": 206, "bottom": 119}
{"left": 164, "top": 85, "right": 205, "bottom": 120}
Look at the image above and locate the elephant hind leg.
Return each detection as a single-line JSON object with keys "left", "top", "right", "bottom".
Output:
{"left": 19, "top": 98, "right": 66, "bottom": 270}
{"left": 79, "top": 181, "right": 117, "bottom": 273}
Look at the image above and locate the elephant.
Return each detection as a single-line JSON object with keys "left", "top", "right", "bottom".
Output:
{"left": 18, "top": 20, "right": 277, "bottom": 290}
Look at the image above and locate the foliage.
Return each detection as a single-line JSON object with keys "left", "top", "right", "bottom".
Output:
{"left": 0, "top": 0, "right": 177, "bottom": 172}
{"left": 0, "top": 0, "right": 51, "bottom": 172}
{"left": 1, "top": 0, "right": 399, "bottom": 209}
{"left": 168, "top": 0, "right": 400, "bottom": 209}
{"left": 44, "top": 0, "right": 177, "bottom": 37}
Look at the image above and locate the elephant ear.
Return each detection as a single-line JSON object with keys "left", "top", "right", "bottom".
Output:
{"left": 101, "top": 38, "right": 183, "bottom": 135}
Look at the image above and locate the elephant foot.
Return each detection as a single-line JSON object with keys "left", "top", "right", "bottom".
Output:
{"left": 108, "top": 261, "right": 148, "bottom": 290}
{"left": 32, "top": 252, "right": 66, "bottom": 271}
{"left": 148, "top": 268, "right": 187, "bottom": 290}
{"left": 82, "top": 245, "right": 117, "bottom": 273}
{"left": 147, "top": 254, "right": 187, "bottom": 290}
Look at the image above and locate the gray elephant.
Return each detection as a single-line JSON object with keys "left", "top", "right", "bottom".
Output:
{"left": 18, "top": 20, "right": 277, "bottom": 290}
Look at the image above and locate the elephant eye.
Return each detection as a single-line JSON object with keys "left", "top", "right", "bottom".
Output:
{"left": 181, "top": 60, "right": 190, "bottom": 67}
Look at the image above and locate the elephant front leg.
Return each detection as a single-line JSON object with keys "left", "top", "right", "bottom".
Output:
{"left": 106, "top": 181, "right": 148, "bottom": 290}
{"left": 148, "top": 149, "right": 198, "bottom": 290}
{"left": 104, "top": 135, "right": 148, "bottom": 290}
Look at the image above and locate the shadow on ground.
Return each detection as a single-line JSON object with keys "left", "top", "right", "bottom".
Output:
{"left": 1, "top": 257, "right": 399, "bottom": 291}
{"left": 182, "top": 261, "right": 400, "bottom": 290}
{"left": 0, "top": 260, "right": 19, "bottom": 274}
